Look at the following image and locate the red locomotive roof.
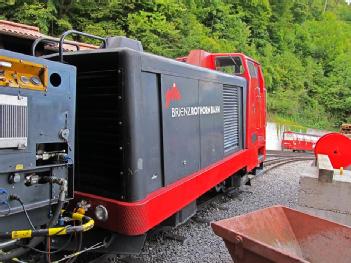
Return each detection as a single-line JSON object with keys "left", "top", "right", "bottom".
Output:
{"left": 177, "top": 49, "right": 260, "bottom": 65}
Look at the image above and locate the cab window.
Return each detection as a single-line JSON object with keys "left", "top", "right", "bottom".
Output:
{"left": 247, "top": 61, "right": 258, "bottom": 78}
{"left": 215, "top": 56, "right": 244, "bottom": 75}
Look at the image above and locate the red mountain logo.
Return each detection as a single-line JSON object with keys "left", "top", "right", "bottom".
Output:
{"left": 165, "top": 83, "right": 182, "bottom": 108}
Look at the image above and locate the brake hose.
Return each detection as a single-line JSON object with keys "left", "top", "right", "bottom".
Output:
{"left": 0, "top": 199, "right": 64, "bottom": 262}
{"left": 0, "top": 211, "right": 94, "bottom": 240}
{"left": 0, "top": 178, "right": 69, "bottom": 262}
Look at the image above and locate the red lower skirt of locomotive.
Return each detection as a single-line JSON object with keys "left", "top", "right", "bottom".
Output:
{"left": 75, "top": 147, "right": 263, "bottom": 236}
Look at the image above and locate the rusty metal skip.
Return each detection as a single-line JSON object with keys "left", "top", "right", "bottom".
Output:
{"left": 211, "top": 205, "right": 351, "bottom": 263}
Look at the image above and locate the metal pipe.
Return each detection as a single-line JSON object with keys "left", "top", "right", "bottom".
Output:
{"left": 0, "top": 239, "right": 17, "bottom": 250}
{"left": 59, "top": 30, "right": 106, "bottom": 62}
{"left": 31, "top": 37, "right": 80, "bottom": 57}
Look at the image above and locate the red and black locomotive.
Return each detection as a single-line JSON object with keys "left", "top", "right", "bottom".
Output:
{"left": 0, "top": 29, "right": 266, "bottom": 257}
{"left": 48, "top": 31, "right": 266, "bottom": 250}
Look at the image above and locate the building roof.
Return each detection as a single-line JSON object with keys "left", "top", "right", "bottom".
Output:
{"left": 0, "top": 20, "right": 42, "bottom": 39}
{"left": 0, "top": 20, "right": 97, "bottom": 51}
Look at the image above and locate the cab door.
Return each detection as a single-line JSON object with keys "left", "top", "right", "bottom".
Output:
{"left": 247, "top": 61, "right": 260, "bottom": 139}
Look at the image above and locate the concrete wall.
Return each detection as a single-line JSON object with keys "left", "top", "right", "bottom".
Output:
{"left": 298, "top": 166, "right": 351, "bottom": 226}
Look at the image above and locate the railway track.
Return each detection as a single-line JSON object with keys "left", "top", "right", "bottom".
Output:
{"left": 265, "top": 150, "right": 315, "bottom": 173}
{"left": 263, "top": 157, "right": 314, "bottom": 174}
{"left": 267, "top": 150, "right": 314, "bottom": 157}
{"left": 197, "top": 151, "right": 315, "bottom": 212}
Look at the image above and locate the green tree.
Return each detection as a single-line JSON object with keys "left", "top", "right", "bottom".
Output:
{"left": 1, "top": 0, "right": 351, "bottom": 128}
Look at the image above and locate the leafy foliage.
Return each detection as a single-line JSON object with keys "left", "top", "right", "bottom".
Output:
{"left": 1, "top": 0, "right": 351, "bottom": 129}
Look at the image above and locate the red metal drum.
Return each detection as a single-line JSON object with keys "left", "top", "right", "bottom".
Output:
{"left": 314, "top": 132, "right": 351, "bottom": 169}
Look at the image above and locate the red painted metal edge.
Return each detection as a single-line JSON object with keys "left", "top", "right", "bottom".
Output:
{"left": 75, "top": 148, "right": 257, "bottom": 235}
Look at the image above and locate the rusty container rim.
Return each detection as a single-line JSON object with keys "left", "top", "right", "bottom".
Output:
{"left": 211, "top": 205, "right": 351, "bottom": 263}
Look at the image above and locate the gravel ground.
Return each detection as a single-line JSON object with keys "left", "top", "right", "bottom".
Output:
{"left": 127, "top": 160, "right": 313, "bottom": 263}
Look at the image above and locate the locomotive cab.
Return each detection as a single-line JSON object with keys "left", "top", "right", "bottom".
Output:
{"left": 177, "top": 50, "right": 266, "bottom": 167}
